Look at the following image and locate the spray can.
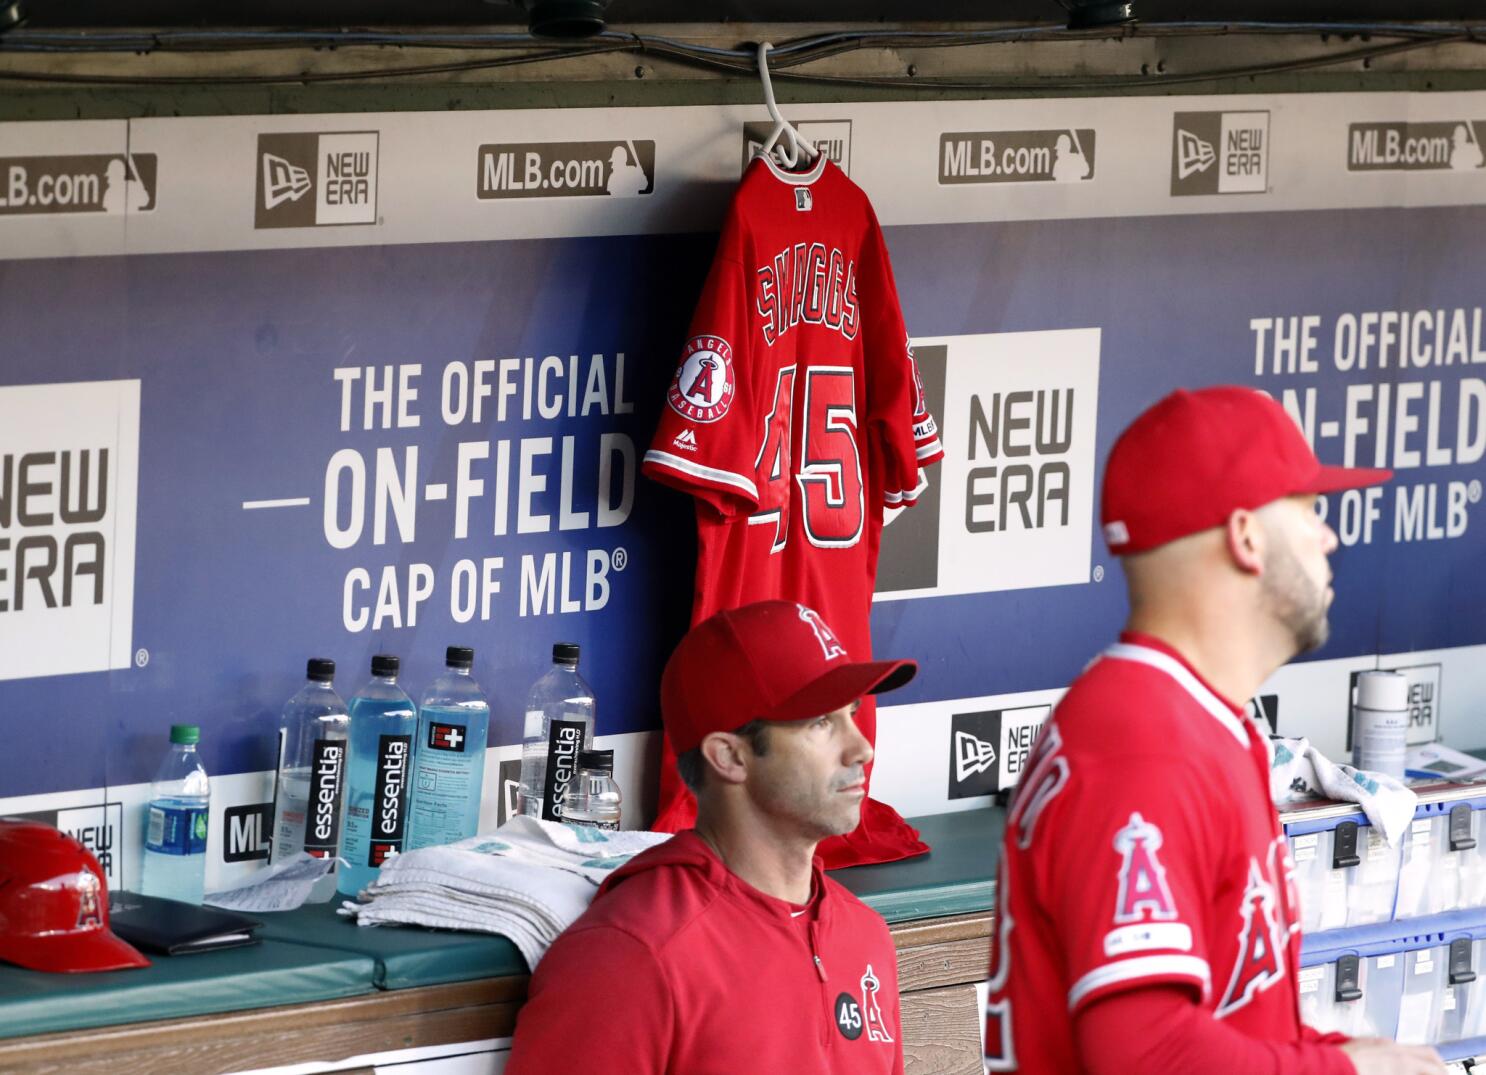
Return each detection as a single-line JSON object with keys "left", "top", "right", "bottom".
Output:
{"left": 1352, "top": 671, "right": 1409, "bottom": 779}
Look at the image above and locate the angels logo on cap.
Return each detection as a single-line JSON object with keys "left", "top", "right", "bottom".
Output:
{"left": 667, "top": 335, "right": 735, "bottom": 423}
{"left": 797, "top": 603, "right": 846, "bottom": 661}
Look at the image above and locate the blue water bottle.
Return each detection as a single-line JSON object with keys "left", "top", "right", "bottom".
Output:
{"left": 407, "top": 646, "right": 491, "bottom": 850}
{"left": 140, "top": 724, "right": 211, "bottom": 904}
{"left": 338, "top": 654, "right": 417, "bottom": 898}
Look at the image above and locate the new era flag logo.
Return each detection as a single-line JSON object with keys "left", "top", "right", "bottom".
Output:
{"left": 429, "top": 722, "right": 467, "bottom": 752}
{"left": 954, "top": 730, "right": 997, "bottom": 783}
{"left": 262, "top": 153, "right": 311, "bottom": 209}
{"left": 1175, "top": 129, "right": 1216, "bottom": 179}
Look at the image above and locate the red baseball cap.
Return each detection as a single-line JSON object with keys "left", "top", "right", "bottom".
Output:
{"left": 0, "top": 819, "right": 150, "bottom": 973}
{"left": 660, "top": 600, "right": 916, "bottom": 755}
{"left": 1101, "top": 385, "right": 1392, "bottom": 555}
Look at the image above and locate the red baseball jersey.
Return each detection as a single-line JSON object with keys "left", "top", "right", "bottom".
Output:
{"left": 643, "top": 154, "right": 943, "bottom": 867}
{"left": 985, "top": 633, "right": 1307, "bottom": 1072}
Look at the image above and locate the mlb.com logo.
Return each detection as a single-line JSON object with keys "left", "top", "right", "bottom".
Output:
{"left": 1170, "top": 111, "right": 1269, "bottom": 196}
{"left": 0, "top": 381, "right": 139, "bottom": 682}
{"left": 255, "top": 131, "right": 379, "bottom": 228}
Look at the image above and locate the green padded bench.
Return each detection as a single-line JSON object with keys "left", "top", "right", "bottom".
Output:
{"left": 0, "top": 937, "right": 376, "bottom": 1039}
{"left": 834, "top": 808, "right": 1003, "bottom": 923}
{"left": 255, "top": 902, "right": 529, "bottom": 989}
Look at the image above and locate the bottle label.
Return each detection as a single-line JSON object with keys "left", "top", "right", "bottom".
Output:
{"left": 370, "top": 734, "right": 411, "bottom": 866}
{"left": 426, "top": 720, "right": 470, "bottom": 753}
{"left": 305, "top": 738, "right": 347, "bottom": 858}
{"left": 146, "top": 804, "right": 208, "bottom": 856}
{"left": 540, "top": 720, "right": 587, "bottom": 822}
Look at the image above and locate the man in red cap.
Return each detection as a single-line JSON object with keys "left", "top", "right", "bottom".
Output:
{"left": 506, "top": 599, "right": 915, "bottom": 1074}
{"left": 985, "top": 386, "right": 1444, "bottom": 1075}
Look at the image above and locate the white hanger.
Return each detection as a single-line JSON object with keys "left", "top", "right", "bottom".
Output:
{"left": 754, "top": 42, "right": 818, "bottom": 169}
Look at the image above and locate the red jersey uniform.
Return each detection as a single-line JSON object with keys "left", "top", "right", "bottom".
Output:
{"left": 643, "top": 154, "right": 943, "bottom": 868}
{"left": 986, "top": 633, "right": 1315, "bottom": 1072}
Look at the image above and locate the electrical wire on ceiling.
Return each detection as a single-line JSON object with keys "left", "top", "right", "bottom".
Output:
{"left": 0, "top": 21, "right": 1479, "bottom": 87}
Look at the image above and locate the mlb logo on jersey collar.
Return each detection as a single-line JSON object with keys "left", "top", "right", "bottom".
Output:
{"left": 795, "top": 187, "right": 813, "bottom": 211}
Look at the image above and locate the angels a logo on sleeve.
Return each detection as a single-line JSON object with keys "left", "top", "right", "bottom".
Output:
{"left": 1215, "top": 858, "right": 1287, "bottom": 1017}
{"left": 1112, "top": 812, "right": 1179, "bottom": 923}
{"left": 860, "top": 965, "right": 894, "bottom": 1043}
{"left": 666, "top": 336, "right": 736, "bottom": 423}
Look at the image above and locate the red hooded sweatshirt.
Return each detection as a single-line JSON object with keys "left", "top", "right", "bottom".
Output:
{"left": 506, "top": 831, "right": 905, "bottom": 1074}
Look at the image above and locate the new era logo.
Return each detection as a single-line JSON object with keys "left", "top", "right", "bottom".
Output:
{"left": 954, "top": 730, "right": 997, "bottom": 783}
{"left": 428, "top": 722, "right": 467, "bottom": 752}
{"left": 1170, "top": 111, "right": 1269, "bottom": 196}
{"left": 262, "top": 153, "right": 311, "bottom": 209}
{"left": 1175, "top": 129, "right": 1216, "bottom": 180}
{"left": 672, "top": 429, "right": 699, "bottom": 451}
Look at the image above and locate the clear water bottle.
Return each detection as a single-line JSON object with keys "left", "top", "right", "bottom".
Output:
{"left": 140, "top": 724, "right": 211, "bottom": 904}
{"left": 407, "top": 646, "right": 491, "bottom": 850}
{"left": 564, "top": 750, "right": 622, "bottom": 831}
{"left": 518, "top": 643, "right": 595, "bottom": 822}
{"left": 271, "top": 658, "right": 349, "bottom": 902}
{"left": 338, "top": 654, "right": 417, "bottom": 898}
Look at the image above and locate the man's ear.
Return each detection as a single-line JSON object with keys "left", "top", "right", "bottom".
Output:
{"left": 698, "top": 732, "right": 750, "bottom": 787}
{"left": 1225, "top": 508, "right": 1265, "bottom": 576}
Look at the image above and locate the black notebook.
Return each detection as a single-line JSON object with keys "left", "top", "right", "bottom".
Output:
{"left": 108, "top": 893, "right": 264, "bottom": 956}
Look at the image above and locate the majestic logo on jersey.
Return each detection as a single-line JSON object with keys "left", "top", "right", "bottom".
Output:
{"left": 860, "top": 965, "right": 894, "bottom": 1043}
{"left": 1216, "top": 858, "right": 1287, "bottom": 1017}
{"left": 1112, "top": 812, "right": 1179, "bottom": 923}
{"left": 667, "top": 336, "right": 735, "bottom": 423}
{"left": 75, "top": 871, "right": 103, "bottom": 929}
{"left": 671, "top": 429, "right": 699, "bottom": 452}
{"left": 797, "top": 604, "right": 847, "bottom": 661}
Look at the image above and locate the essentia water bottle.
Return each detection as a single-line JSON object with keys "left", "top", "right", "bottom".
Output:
{"left": 338, "top": 654, "right": 417, "bottom": 898}
{"left": 271, "top": 658, "right": 349, "bottom": 902}
{"left": 518, "top": 643, "right": 595, "bottom": 822}
{"left": 407, "top": 646, "right": 491, "bottom": 850}
{"left": 140, "top": 724, "right": 211, "bottom": 904}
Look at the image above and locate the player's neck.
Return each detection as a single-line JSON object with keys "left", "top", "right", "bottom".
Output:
{"left": 695, "top": 809, "right": 817, "bottom": 906}
{"left": 1123, "top": 607, "right": 1281, "bottom": 710}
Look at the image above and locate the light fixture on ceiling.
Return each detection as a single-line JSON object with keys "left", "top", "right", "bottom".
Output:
{"left": 495, "top": 0, "right": 613, "bottom": 38}
{"left": 1066, "top": 1, "right": 1136, "bottom": 29}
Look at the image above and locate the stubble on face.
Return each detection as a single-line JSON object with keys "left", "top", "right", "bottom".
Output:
{"left": 1260, "top": 521, "right": 1331, "bottom": 657}
{"left": 748, "top": 723, "right": 866, "bottom": 842}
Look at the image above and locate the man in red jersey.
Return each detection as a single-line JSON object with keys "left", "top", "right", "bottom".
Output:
{"left": 507, "top": 600, "right": 914, "bottom": 1074}
{"left": 985, "top": 386, "right": 1444, "bottom": 1075}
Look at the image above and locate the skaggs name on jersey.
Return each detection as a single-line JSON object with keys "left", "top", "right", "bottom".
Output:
{"left": 755, "top": 242, "right": 861, "bottom": 347}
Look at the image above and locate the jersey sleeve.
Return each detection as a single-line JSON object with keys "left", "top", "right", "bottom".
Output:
{"left": 505, "top": 925, "right": 672, "bottom": 1075}
{"left": 856, "top": 204, "right": 944, "bottom": 508}
{"left": 1035, "top": 756, "right": 1219, "bottom": 1015}
{"left": 642, "top": 202, "right": 762, "bottom": 518}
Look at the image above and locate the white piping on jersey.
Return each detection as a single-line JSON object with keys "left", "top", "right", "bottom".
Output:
{"left": 883, "top": 468, "right": 930, "bottom": 506}
{"left": 759, "top": 151, "right": 828, "bottom": 186}
{"left": 1067, "top": 954, "right": 1212, "bottom": 1011}
{"left": 915, "top": 437, "right": 944, "bottom": 461}
{"left": 643, "top": 450, "right": 760, "bottom": 501}
{"left": 1101, "top": 642, "right": 1249, "bottom": 747}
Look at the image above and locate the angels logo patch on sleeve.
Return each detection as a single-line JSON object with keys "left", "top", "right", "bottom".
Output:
{"left": 667, "top": 335, "right": 736, "bottom": 423}
{"left": 1112, "top": 812, "right": 1179, "bottom": 923}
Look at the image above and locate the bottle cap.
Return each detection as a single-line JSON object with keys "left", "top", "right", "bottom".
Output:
{"left": 578, "top": 749, "right": 614, "bottom": 773}
{"left": 169, "top": 724, "right": 200, "bottom": 745}
{"left": 306, "top": 658, "right": 336, "bottom": 683}
{"left": 553, "top": 642, "right": 580, "bottom": 665}
{"left": 1357, "top": 670, "right": 1409, "bottom": 711}
{"left": 371, "top": 654, "right": 400, "bottom": 678}
{"left": 446, "top": 646, "right": 475, "bottom": 669}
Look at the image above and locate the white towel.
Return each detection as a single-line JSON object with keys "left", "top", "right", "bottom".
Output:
{"left": 338, "top": 818, "right": 671, "bottom": 966}
{"left": 1270, "top": 736, "right": 1418, "bottom": 846}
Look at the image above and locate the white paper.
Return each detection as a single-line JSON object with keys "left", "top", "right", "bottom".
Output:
{"left": 1407, "top": 743, "right": 1486, "bottom": 781}
{"left": 204, "top": 852, "right": 339, "bottom": 912}
{"left": 1397, "top": 989, "right": 1435, "bottom": 1044}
